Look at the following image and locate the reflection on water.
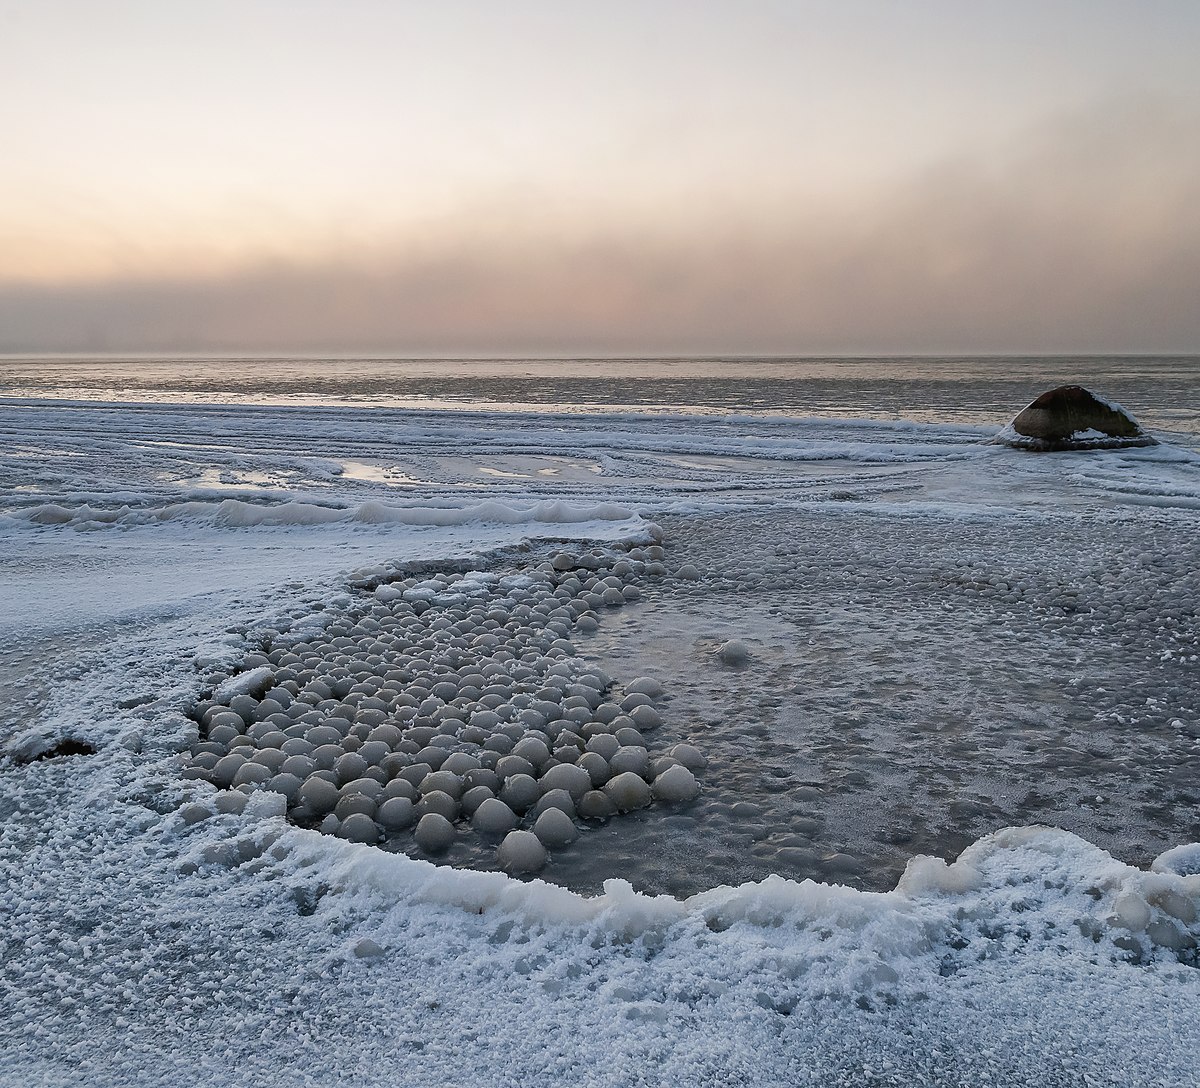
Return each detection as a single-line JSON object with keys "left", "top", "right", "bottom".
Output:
{"left": 3, "top": 354, "right": 1199, "bottom": 440}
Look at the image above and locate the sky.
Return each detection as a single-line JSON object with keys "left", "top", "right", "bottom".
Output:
{"left": 1, "top": 0, "right": 1198, "bottom": 355}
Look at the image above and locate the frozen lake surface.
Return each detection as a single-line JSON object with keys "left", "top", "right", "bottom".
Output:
{"left": 2, "top": 380, "right": 1199, "bottom": 1086}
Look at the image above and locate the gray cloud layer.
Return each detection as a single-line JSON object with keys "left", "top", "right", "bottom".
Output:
{"left": 3, "top": 99, "right": 1198, "bottom": 354}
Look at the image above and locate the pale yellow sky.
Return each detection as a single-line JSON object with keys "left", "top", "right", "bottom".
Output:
{"left": 1, "top": 1, "right": 1198, "bottom": 352}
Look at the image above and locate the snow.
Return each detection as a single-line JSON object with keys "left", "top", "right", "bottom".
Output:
{"left": 2, "top": 395, "right": 1200, "bottom": 1085}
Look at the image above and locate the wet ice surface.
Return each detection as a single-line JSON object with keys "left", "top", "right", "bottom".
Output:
{"left": 181, "top": 507, "right": 1199, "bottom": 898}
{"left": 570, "top": 508, "right": 1200, "bottom": 894}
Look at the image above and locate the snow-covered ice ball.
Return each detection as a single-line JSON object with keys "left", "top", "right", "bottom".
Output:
{"left": 609, "top": 746, "right": 649, "bottom": 778}
{"left": 670, "top": 743, "right": 708, "bottom": 772}
{"left": 578, "top": 790, "right": 617, "bottom": 820}
{"left": 298, "top": 775, "right": 340, "bottom": 814}
{"left": 652, "top": 765, "right": 700, "bottom": 804}
{"left": 533, "top": 808, "right": 578, "bottom": 848}
{"left": 539, "top": 762, "right": 592, "bottom": 801}
{"left": 497, "top": 830, "right": 547, "bottom": 874}
{"left": 378, "top": 796, "right": 416, "bottom": 830}
{"left": 603, "top": 771, "right": 652, "bottom": 812}
{"left": 716, "top": 640, "right": 750, "bottom": 665}
{"left": 472, "top": 797, "right": 518, "bottom": 836}
{"left": 676, "top": 563, "right": 700, "bottom": 580}
{"left": 413, "top": 813, "right": 455, "bottom": 853}
{"left": 338, "top": 813, "right": 380, "bottom": 844}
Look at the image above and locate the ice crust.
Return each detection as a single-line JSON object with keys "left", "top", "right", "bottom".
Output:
{"left": 3, "top": 397, "right": 1200, "bottom": 1085}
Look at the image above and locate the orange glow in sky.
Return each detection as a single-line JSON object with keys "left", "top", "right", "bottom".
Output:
{"left": 1, "top": 1, "right": 1198, "bottom": 352}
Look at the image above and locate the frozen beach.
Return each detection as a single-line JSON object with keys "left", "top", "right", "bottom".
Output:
{"left": 2, "top": 362, "right": 1199, "bottom": 1086}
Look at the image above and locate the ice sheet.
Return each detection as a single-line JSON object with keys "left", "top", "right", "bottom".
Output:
{"left": 2, "top": 397, "right": 1199, "bottom": 1086}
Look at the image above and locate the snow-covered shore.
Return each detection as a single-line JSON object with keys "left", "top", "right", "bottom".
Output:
{"left": 2, "top": 398, "right": 1199, "bottom": 1086}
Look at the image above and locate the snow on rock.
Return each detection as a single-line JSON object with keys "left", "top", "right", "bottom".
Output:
{"left": 716, "top": 639, "right": 751, "bottom": 665}
{"left": 994, "top": 385, "right": 1158, "bottom": 451}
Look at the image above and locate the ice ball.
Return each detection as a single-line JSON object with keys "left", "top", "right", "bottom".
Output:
{"left": 497, "top": 830, "right": 547, "bottom": 874}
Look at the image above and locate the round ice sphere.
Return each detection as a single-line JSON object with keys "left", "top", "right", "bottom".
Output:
{"left": 496, "top": 754, "right": 536, "bottom": 781}
{"left": 377, "top": 796, "right": 416, "bottom": 830}
{"left": 266, "top": 772, "right": 303, "bottom": 803}
{"left": 499, "top": 773, "right": 540, "bottom": 814}
{"left": 539, "top": 762, "right": 591, "bottom": 801}
{"left": 280, "top": 758, "right": 316, "bottom": 782}
{"left": 628, "top": 705, "right": 662, "bottom": 731}
{"left": 716, "top": 640, "right": 749, "bottom": 665}
{"left": 367, "top": 724, "right": 402, "bottom": 747}
{"left": 211, "top": 753, "right": 247, "bottom": 787}
{"left": 472, "top": 797, "right": 518, "bottom": 836}
{"left": 415, "top": 746, "right": 448, "bottom": 770}
{"left": 533, "top": 808, "right": 578, "bottom": 848}
{"left": 576, "top": 752, "right": 610, "bottom": 788}
{"left": 603, "top": 772, "right": 652, "bottom": 812}
{"left": 586, "top": 734, "right": 620, "bottom": 761}
{"left": 461, "top": 785, "right": 494, "bottom": 817}
{"left": 298, "top": 775, "right": 340, "bottom": 814}
{"left": 652, "top": 765, "right": 700, "bottom": 803}
{"left": 250, "top": 748, "right": 287, "bottom": 774}
{"left": 209, "top": 724, "right": 240, "bottom": 746}
{"left": 609, "top": 746, "right": 649, "bottom": 778}
{"left": 417, "top": 790, "right": 459, "bottom": 822}
{"left": 338, "top": 813, "right": 380, "bottom": 844}
{"left": 441, "top": 752, "right": 481, "bottom": 776}
{"left": 513, "top": 737, "right": 550, "bottom": 766}
{"left": 578, "top": 790, "right": 616, "bottom": 820}
{"left": 531, "top": 789, "right": 576, "bottom": 819}
{"left": 670, "top": 743, "right": 707, "bottom": 772}
{"left": 357, "top": 740, "right": 390, "bottom": 766}
{"left": 335, "top": 793, "right": 377, "bottom": 820}
{"left": 419, "top": 770, "right": 464, "bottom": 799}
{"left": 497, "top": 830, "right": 547, "bottom": 874}
{"left": 463, "top": 767, "right": 500, "bottom": 793}
{"left": 334, "top": 752, "right": 369, "bottom": 785}
{"left": 414, "top": 813, "right": 455, "bottom": 853}
{"left": 383, "top": 777, "right": 417, "bottom": 801}
{"left": 310, "top": 744, "right": 342, "bottom": 771}
{"left": 305, "top": 725, "right": 343, "bottom": 747}
{"left": 625, "top": 676, "right": 664, "bottom": 699}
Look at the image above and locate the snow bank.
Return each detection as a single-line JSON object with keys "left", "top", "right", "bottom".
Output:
{"left": 9, "top": 496, "right": 642, "bottom": 531}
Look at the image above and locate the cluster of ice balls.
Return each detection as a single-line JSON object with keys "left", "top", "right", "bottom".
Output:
{"left": 185, "top": 538, "right": 707, "bottom": 875}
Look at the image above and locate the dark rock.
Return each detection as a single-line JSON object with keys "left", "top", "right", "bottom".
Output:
{"left": 994, "top": 385, "right": 1157, "bottom": 451}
